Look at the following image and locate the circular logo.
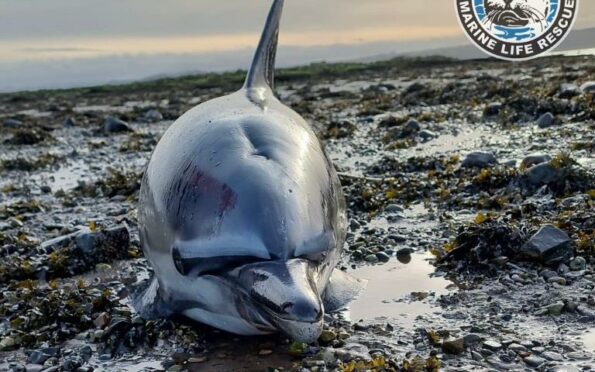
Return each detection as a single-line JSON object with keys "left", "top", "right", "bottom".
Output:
{"left": 455, "top": 0, "right": 579, "bottom": 60}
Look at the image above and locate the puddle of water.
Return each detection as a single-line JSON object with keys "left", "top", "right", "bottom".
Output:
{"left": 583, "top": 330, "right": 595, "bottom": 352}
{"left": 344, "top": 253, "right": 452, "bottom": 328}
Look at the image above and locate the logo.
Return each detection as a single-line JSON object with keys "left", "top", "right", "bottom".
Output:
{"left": 455, "top": 0, "right": 579, "bottom": 60}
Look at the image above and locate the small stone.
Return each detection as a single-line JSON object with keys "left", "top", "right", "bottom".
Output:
{"left": 24, "top": 365, "right": 43, "bottom": 372}
{"left": 404, "top": 119, "right": 420, "bottom": 132}
{"left": 569, "top": 256, "right": 586, "bottom": 271}
{"left": 94, "top": 312, "right": 110, "bottom": 328}
{"left": 483, "top": 340, "right": 502, "bottom": 351}
{"left": 187, "top": 356, "right": 207, "bottom": 363}
{"left": 547, "top": 365, "right": 580, "bottom": 372}
{"left": 418, "top": 130, "right": 436, "bottom": 141}
{"left": 104, "top": 117, "right": 132, "bottom": 133}
{"left": 541, "top": 351, "right": 564, "bottom": 361}
{"left": 28, "top": 351, "right": 50, "bottom": 365}
{"left": 3, "top": 118, "right": 22, "bottom": 128}
{"left": 580, "top": 81, "right": 595, "bottom": 94}
{"left": 545, "top": 301, "right": 565, "bottom": 315}
{"left": 540, "top": 269, "right": 558, "bottom": 280}
{"left": 508, "top": 343, "right": 527, "bottom": 353}
{"left": 144, "top": 109, "right": 164, "bottom": 122}
{"left": 520, "top": 225, "right": 573, "bottom": 265}
{"left": 523, "top": 355, "right": 546, "bottom": 367}
{"left": 442, "top": 338, "right": 465, "bottom": 354}
{"left": 0, "top": 336, "right": 15, "bottom": 350}
{"left": 558, "top": 83, "right": 581, "bottom": 99}
{"left": 537, "top": 112, "right": 555, "bottom": 128}
{"left": 375, "top": 252, "right": 391, "bottom": 263}
{"left": 521, "top": 154, "right": 551, "bottom": 169}
{"left": 258, "top": 349, "right": 273, "bottom": 356}
{"left": 463, "top": 334, "right": 483, "bottom": 347}
{"left": 484, "top": 102, "right": 502, "bottom": 117}
{"left": 385, "top": 204, "right": 403, "bottom": 213}
{"left": 461, "top": 152, "right": 497, "bottom": 168}
{"left": 547, "top": 276, "right": 566, "bottom": 285}
{"left": 319, "top": 330, "right": 336, "bottom": 343}
{"left": 524, "top": 162, "right": 562, "bottom": 186}
{"left": 471, "top": 351, "right": 483, "bottom": 361}
{"left": 364, "top": 254, "right": 379, "bottom": 263}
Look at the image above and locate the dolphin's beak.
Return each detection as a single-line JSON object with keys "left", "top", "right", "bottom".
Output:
{"left": 235, "top": 258, "right": 323, "bottom": 343}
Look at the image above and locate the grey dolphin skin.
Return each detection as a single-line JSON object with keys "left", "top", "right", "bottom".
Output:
{"left": 134, "top": 0, "right": 364, "bottom": 343}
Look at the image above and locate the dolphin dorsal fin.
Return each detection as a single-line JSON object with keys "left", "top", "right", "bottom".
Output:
{"left": 244, "top": 0, "right": 284, "bottom": 91}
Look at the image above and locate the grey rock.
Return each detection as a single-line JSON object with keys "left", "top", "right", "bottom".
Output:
{"left": 463, "top": 333, "right": 483, "bottom": 347}
{"left": 521, "top": 225, "right": 573, "bottom": 265}
{"left": 385, "top": 204, "right": 403, "bottom": 213}
{"left": 547, "top": 276, "right": 566, "bottom": 285}
{"left": 524, "top": 355, "right": 546, "bottom": 367}
{"left": 540, "top": 269, "right": 558, "bottom": 280}
{"left": 547, "top": 366, "right": 579, "bottom": 372}
{"left": 521, "top": 154, "right": 551, "bottom": 169}
{"left": 375, "top": 252, "right": 391, "bottom": 263}
{"left": 28, "top": 351, "right": 50, "bottom": 365}
{"left": 104, "top": 117, "right": 132, "bottom": 133}
{"left": 508, "top": 343, "right": 527, "bottom": 353}
{"left": 461, "top": 151, "right": 498, "bottom": 168}
{"left": 483, "top": 340, "right": 502, "bottom": 351}
{"left": 418, "top": 130, "right": 436, "bottom": 141}
{"left": 543, "top": 301, "right": 565, "bottom": 315}
{"left": 541, "top": 351, "right": 564, "bottom": 361}
{"left": 24, "top": 365, "right": 43, "bottom": 372}
{"left": 143, "top": 109, "right": 164, "bottom": 122}
{"left": 442, "top": 338, "right": 465, "bottom": 354}
{"left": 364, "top": 254, "right": 379, "bottom": 263}
{"left": 3, "top": 118, "right": 22, "bottom": 128}
{"left": 404, "top": 119, "right": 420, "bottom": 132}
{"left": 484, "top": 102, "right": 502, "bottom": 117}
{"left": 537, "top": 112, "right": 555, "bottom": 128}
{"left": 569, "top": 256, "right": 586, "bottom": 271}
{"left": 558, "top": 83, "right": 581, "bottom": 99}
{"left": 580, "top": 81, "right": 595, "bottom": 94}
{"left": 524, "top": 162, "right": 562, "bottom": 186}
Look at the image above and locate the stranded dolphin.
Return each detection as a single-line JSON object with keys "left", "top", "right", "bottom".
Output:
{"left": 134, "top": 0, "right": 364, "bottom": 343}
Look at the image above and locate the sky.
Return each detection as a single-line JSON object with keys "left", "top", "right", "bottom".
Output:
{"left": 0, "top": 0, "right": 593, "bottom": 92}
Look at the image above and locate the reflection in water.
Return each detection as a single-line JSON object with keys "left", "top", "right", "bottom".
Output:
{"left": 344, "top": 253, "right": 452, "bottom": 329}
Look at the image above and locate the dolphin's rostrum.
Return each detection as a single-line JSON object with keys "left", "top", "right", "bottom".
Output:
{"left": 134, "top": 0, "right": 364, "bottom": 343}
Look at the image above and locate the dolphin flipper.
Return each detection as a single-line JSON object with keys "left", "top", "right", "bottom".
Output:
{"left": 322, "top": 269, "right": 367, "bottom": 313}
{"left": 132, "top": 276, "right": 173, "bottom": 319}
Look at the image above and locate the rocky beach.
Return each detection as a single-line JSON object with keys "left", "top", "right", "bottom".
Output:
{"left": 0, "top": 55, "right": 594, "bottom": 371}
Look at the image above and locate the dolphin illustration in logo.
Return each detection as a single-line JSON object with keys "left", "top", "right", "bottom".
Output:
{"left": 483, "top": 0, "right": 550, "bottom": 32}
{"left": 133, "top": 0, "right": 364, "bottom": 343}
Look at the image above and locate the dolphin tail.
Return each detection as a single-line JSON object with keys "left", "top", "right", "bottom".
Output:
{"left": 322, "top": 269, "right": 367, "bottom": 313}
{"left": 244, "top": 0, "right": 284, "bottom": 90}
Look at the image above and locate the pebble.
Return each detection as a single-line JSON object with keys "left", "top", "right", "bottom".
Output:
{"left": 521, "top": 154, "right": 551, "bottom": 169}
{"left": 144, "top": 109, "right": 164, "bottom": 122}
{"left": 541, "top": 351, "right": 564, "bottom": 361}
{"left": 319, "top": 330, "right": 336, "bottom": 343}
{"left": 28, "top": 351, "right": 50, "bottom": 365}
{"left": 442, "top": 338, "right": 465, "bottom": 354}
{"left": 104, "top": 117, "right": 132, "bottom": 133}
{"left": 558, "top": 83, "right": 581, "bottom": 99}
{"left": 258, "top": 349, "right": 273, "bottom": 356}
{"left": 569, "top": 257, "right": 586, "bottom": 271}
{"left": 461, "top": 151, "right": 498, "bottom": 168}
{"left": 545, "top": 301, "right": 565, "bottom": 315}
{"left": 547, "top": 276, "right": 566, "bottom": 285}
{"left": 524, "top": 162, "right": 562, "bottom": 186}
{"left": 3, "top": 118, "right": 22, "bottom": 128}
{"left": 537, "top": 112, "right": 555, "bottom": 128}
{"left": 375, "top": 252, "right": 391, "bottom": 263}
{"left": 404, "top": 119, "right": 420, "bottom": 132}
{"left": 484, "top": 102, "right": 502, "bottom": 117}
{"left": 364, "top": 254, "right": 379, "bottom": 263}
{"left": 482, "top": 340, "right": 502, "bottom": 351}
{"left": 523, "top": 355, "right": 546, "bottom": 367}
{"left": 187, "top": 356, "right": 208, "bottom": 363}
{"left": 520, "top": 225, "right": 573, "bottom": 265}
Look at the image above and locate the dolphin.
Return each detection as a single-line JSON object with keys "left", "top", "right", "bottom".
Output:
{"left": 134, "top": 0, "right": 364, "bottom": 343}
